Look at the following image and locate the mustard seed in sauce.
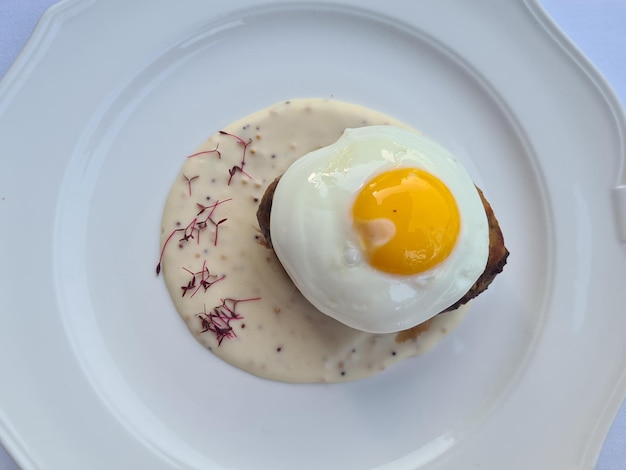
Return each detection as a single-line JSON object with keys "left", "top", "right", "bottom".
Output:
{"left": 158, "top": 98, "right": 469, "bottom": 383}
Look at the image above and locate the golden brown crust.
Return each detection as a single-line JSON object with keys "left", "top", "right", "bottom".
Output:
{"left": 441, "top": 187, "right": 509, "bottom": 312}
{"left": 256, "top": 176, "right": 280, "bottom": 249}
{"left": 394, "top": 317, "right": 437, "bottom": 344}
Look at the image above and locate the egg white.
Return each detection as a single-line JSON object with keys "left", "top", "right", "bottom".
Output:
{"left": 270, "top": 125, "right": 489, "bottom": 333}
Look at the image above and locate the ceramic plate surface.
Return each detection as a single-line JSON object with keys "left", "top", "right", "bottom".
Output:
{"left": 1, "top": 0, "right": 625, "bottom": 469}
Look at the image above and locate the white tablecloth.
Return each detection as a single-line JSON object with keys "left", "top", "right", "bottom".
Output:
{"left": 0, "top": 0, "right": 624, "bottom": 469}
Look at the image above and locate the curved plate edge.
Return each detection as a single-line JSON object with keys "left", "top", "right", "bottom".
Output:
{"left": 524, "top": 0, "right": 626, "bottom": 466}
{"left": 0, "top": 1, "right": 96, "bottom": 467}
{"left": 0, "top": 0, "right": 94, "bottom": 115}
{"left": 1, "top": 1, "right": 625, "bottom": 469}
{"left": 525, "top": 0, "right": 626, "bottom": 245}
{"left": 0, "top": 411, "right": 39, "bottom": 470}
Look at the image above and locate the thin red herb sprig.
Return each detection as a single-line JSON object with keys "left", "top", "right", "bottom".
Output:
{"left": 181, "top": 260, "right": 225, "bottom": 298}
{"left": 227, "top": 165, "right": 252, "bottom": 185}
{"left": 156, "top": 217, "right": 198, "bottom": 275}
{"left": 194, "top": 198, "right": 232, "bottom": 246}
{"left": 218, "top": 130, "right": 253, "bottom": 185}
{"left": 197, "top": 297, "right": 260, "bottom": 345}
{"left": 186, "top": 144, "right": 221, "bottom": 159}
{"left": 183, "top": 174, "right": 199, "bottom": 196}
{"left": 157, "top": 131, "right": 251, "bottom": 275}
{"left": 156, "top": 198, "right": 232, "bottom": 275}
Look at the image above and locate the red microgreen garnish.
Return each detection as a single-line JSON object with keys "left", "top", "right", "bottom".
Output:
{"left": 186, "top": 144, "right": 221, "bottom": 159}
{"left": 218, "top": 130, "right": 250, "bottom": 150}
{"left": 156, "top": 198, "right": 232, "bottom": 275}
{"left": 156, "top": 217, "right": 198, "bottom": 275}
{"left": 181, "top": 260, "right": 225, "bottom": 298}
{"left": 218, "top": 130, "right": 253, "bottom": 185}
{"left": 194, "top": 198, "right": 232, "bottom": 246}
{"left": 227, "top": 165, "right": 252, "bottom": 185}
{"left": 197, "top": 297, "right": 260, "bottom": 345}
{"left": 183, "top": 174, "right": 199, "bottom": 196}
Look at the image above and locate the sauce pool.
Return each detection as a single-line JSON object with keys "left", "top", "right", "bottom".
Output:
{"left": 159, "top": 98, "right": 468, "bottom": 383}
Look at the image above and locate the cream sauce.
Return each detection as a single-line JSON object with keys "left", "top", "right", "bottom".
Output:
{"left": 159, "top": 98, "right": 468, "bottom": 383}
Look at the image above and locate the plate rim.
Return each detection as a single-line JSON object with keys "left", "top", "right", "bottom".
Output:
{"left": 1, "top": 0, "right": 625, "bottom": 469}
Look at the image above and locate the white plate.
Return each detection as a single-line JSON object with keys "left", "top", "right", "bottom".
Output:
{"left": 1, "top": 0, "right": 625, "bottom": 468}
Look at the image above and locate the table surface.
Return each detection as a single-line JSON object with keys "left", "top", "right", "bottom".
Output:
{"left": 0, "top": 1, "right": 625, "bottom": 469}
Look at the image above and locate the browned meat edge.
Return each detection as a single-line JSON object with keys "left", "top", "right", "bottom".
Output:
{"left": 441, "top": 187, "right": 509, "bottom": 311}
{"left": 256, "top": 177, "right": 509, "bottom": 317}
{"left": 256, "top": 176, "right": 282, "bottom": 250}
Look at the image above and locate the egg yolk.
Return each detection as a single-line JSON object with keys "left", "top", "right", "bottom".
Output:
{"left": 352, "top": 168, "right": 460, "bottom": 275}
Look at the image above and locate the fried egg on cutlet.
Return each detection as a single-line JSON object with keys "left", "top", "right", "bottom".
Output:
{"left": 270, "top": 126, "right": 490, "bottom": 333}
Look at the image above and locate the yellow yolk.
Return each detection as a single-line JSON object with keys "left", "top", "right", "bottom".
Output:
{"left": 352, "top": 168, "right": 461, "bottom": 275}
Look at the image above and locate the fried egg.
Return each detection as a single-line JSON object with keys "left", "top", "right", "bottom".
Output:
{"left": 270, "top": 125, "right": 489, "bottom": 333}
